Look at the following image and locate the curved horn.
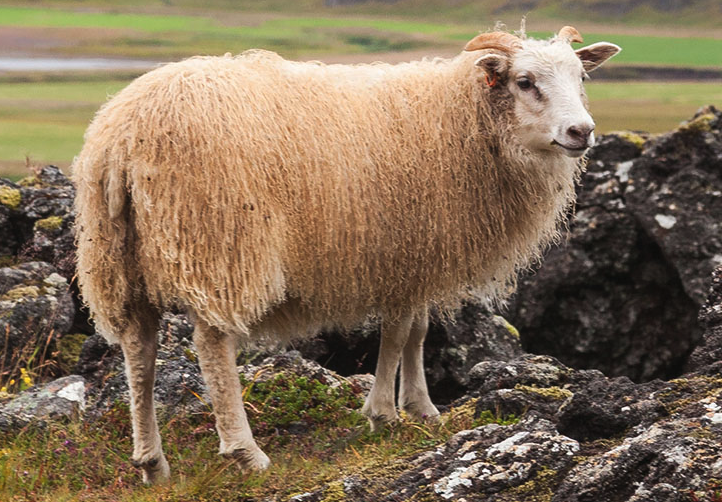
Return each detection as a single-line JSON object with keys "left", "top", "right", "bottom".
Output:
{"left": 557, "top": 26, "right": 583, "bottom": 44}
{"left": 464, "top": 32, "right": 522, "bottom": 53}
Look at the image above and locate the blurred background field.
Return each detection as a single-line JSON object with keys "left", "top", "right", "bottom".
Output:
{"left": 0, "top": 0, "right": 720, "bottom": 178}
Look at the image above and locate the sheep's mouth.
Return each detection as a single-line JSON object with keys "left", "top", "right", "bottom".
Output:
{"left": 551, "top": 139, "right": 588, "bottom": 157}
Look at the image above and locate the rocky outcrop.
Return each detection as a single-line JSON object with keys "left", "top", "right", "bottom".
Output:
{"left": 509, "top": 106, "right": 721, "bottom": 382}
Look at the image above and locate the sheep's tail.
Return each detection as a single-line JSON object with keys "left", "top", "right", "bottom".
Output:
{"left": 73, "top": 148, "right": 137, "bottom": 344}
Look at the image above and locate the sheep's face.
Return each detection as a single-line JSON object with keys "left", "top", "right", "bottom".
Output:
{"left": 467, "top": 28, "right": 620, "bottom": 158}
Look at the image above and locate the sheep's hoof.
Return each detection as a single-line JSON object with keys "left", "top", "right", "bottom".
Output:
{"left": 401, "top": 400, "right": 441, "bottom": 424}
{"left": 221, "top": 445, "right": 271, "bottom": 471}
{"left": 131, "top": 455, "right": 170, "bottom": 485}
{"left": 361, "top": 402, "right": 399, "bottom": 433}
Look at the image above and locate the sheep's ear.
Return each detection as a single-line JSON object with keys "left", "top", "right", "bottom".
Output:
{"left": 475, "top": 53, "right": 510, "bottom": 80}
{"left": 575, "top": 42, "right": 621, "bottom": 72}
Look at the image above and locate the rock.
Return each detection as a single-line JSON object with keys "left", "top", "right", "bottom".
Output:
{"left": 685, "top": 265, "right": 722, "bottom": 371}
{"left": 7, "top": 166, "right": 77, "bottom": 280}
{"left": 624, "top": 107, "right": 722, "bottom": 304}
{"left": 0, "top": 375, "right": 85, "bottom": 431}
{"left": 286, "top": 351, "right": 722, "bottom": 501}
{"left": 75, "top": 333, "right": 117, "bottom": 375}
{"left": 0, "top": 261, "right": 75, "bottom": 371}
{"left": 508, "top": 108, "right": 722, "bottom": 381}
{"left": 468, "top": 355, "right": 668, "bottom": 442}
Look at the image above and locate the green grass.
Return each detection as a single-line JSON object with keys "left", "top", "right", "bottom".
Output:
{"left": 0, "top": 79, "right": 128, "bottom": 174}
{"left": 586, "top": 81, "right": 722, "bottom": 133}
{"left": 1, "top": 5, "right": 721, "bottom": 66}
{"left": 522, "top": 31, "right": 722, "bottom": 67}
{"left": 0, "top": 6, "right": 464, "bottom": 59}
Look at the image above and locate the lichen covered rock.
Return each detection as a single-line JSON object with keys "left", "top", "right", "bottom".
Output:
{"left": 0, "top": 375, "right": 85, "bottom": 431}
{"left": 0, "top": 261, "right": 74, "bottom": 371}
{"left": 509, "top": 107, "right": 722, "bottom": 382}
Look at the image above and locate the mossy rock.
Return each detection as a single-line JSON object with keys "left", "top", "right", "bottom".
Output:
{"left": 0, "top": 186, "right": 21, "bottom": 210}
{"left": 17, "top": 175, "right": 42, "bottom": 188}
{"left": 2, "top": 285, "right": 40, "bottom": 301}
{"left": 57, "top": 334, "right": 89, "bottom": 373}
{"left": 514, "top": 384, "right": 574, "bottom": 401}
{"left": 611, "top": 131, "right": 647, "bottom": 150}
{"left": 494, "top": 315, "right": 520, "bottom": 338}
{"left": 679, "top": 112, "right": 716, "bottom": 133}
{"left": 34, "top": 216, "right": 64, "bottom": 232}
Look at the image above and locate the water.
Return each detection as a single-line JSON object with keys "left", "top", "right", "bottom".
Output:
{"left": 0, "top": 57, "right": 160, "bottom": 72}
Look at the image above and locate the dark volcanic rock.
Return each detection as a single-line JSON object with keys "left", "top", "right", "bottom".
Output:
{"left": 288, "top": 352, "right": 722, "bottom": 502}
{"left": 685, "top": 265, "right": 722, "bottom": 372}
{"left": 0, "top": 166, "right": 77, "bottom": 280}
{"left": 509, "top": 108, "right": 722, "bottom": 382}
{"left": 468, "top": 355, "right": 668, "bottom": 442}
{"left": 625, "top": 109, "right": 722, "bottom": 304}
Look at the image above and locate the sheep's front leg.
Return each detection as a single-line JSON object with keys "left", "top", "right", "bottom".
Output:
{"left": 399, "top": 305, "right": 439, "bottom": 422}
{"left": 192, "top": 317, "right": 270, "bottom": 471}
{"left": 119, "top": 305, "right": 170, "bottom": 485}
{"left": 362, "top": 313, "right": 413, "bottom": 431}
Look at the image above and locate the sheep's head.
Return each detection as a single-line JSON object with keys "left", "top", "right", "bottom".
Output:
{"left": 465, "top": 27, "right": 620, "bottom": 158}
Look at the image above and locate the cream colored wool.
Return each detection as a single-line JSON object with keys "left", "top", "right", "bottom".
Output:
{"left": 73, "top": 49, "right": 579, "bottom": 345}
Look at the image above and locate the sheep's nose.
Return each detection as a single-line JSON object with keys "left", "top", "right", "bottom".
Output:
{"left": 567, "top": 124, "right": 595, "bottom": 147}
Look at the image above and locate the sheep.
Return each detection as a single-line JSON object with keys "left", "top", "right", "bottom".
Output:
{"left": 72, "top": 26, "right": 620, "bottom": 483}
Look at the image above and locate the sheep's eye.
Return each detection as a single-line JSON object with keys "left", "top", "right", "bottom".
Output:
{"left": 581, "top": 72, "right": 589, "bottom": 82}
{"left": 517, "top": 77, "right": 534, "bottom": 91}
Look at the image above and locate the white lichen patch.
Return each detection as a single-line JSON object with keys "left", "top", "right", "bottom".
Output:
{"left": 459, "top": 451, "right": 477, "bottom": 462}
{"left": 615, "top": 160, "right": 634, "bottom": 183}
{"left": 486, "top": 431, "right": 530, "bottom": 457}
{"left": 43, "top": 273, "right": 68, "bottom": 289}
{"left": 57, "top": 380, "right": 86, "bottom": 411}
{"left": 654, "top": 214, "right": 677, "bottom": 229}
{"left": 434, "top": 466, "right": 473, "bottom": 499}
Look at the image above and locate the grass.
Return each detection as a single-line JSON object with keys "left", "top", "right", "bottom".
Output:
{"left": 525, "top": 32, "right": 722, "bottom": 68}
{"left": 1, "top": 5, "right": 721, "bottom": 65}
{"left": 586, "top": 81, "right": 722, "bottom": 133}
{"left": 0, "top": 79, "right": 128, "bottom": 175}
{"left": 0, "top": 371, "right": 516, "bottom": 501}
{"left": 0, "top": 77, "right": 717, "bottom": 176}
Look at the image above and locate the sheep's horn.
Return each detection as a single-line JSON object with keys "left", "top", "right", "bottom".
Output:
{"left": 557, "top": 26, "right": 583, "bottom": 44}
{"left": 464, "top": 32, "right": 522, "bottom": 53}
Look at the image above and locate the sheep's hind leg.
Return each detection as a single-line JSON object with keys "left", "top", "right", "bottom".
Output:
{"left": 399, "top": 305, "right": 439, "bottom": 422}
{"left": 362, "top": 313, "right": 413, "bottom": 432}
{"left": 191, "top": 316, "right": 270, "bottom": 471}
{"left": 119, "top": 304, "right": 170, "bottom": 484}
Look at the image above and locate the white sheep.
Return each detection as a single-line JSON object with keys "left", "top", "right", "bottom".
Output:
{"left": 72, "top": 26, "right": 620, "bottom": 483}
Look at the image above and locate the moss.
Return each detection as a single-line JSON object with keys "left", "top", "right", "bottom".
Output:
{"left": 0, "top": 255, "right": 17, "bottom": 268}
{"left": 17, "top": 176, "right": 41, "bottom": 188}
{"left": 679, "top": 112, "right": 716, "bottom": 133}
{"left": 34, "top": 216, "right": 63, "bottom": 231}
{"left": 495, "top": 315, "right": 520, "bottom": 338}
{"left": 612, "top": 130, "right": 647, "bottom": 150}
{"left": 514, "top": 384, "right": 573, "bottom": 401}
{"left": 503, "top": 467, "right": 557, "bottom": 502}
{"left": 57, "top": 334, "right": 88, "bottom": 373}
{"left": 2, "top": 285, "right": 40, "bottom": 301}
{"left": 659, "top": 375, "right": 722, "bottom": 414}
{"left": 0, "top": 186, "right": 21, "bottom": 210}
{"left": 322, "top": 480, "right": 346, "bottom": 502}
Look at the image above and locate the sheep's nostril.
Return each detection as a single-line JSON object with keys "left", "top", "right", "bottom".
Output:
{"left": 567, "top": 125, "right": 595, "bottom": 144}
